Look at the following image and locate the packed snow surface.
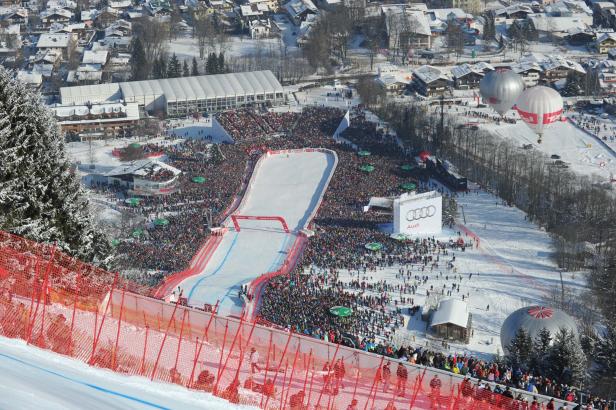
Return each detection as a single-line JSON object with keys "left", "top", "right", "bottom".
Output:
{"left": 0, "top": 336, "right": 255, "bottom": 410}
{"left": 176, "top": 150, "right": 336, "bottom": 316}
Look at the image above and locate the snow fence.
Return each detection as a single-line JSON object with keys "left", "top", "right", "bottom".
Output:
{"left": 0, "top": 230, "right": 574, "bottom": 409}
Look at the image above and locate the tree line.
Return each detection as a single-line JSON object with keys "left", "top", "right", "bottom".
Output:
{"left": 376, "top": 99, "right": 616, "bottom": 398}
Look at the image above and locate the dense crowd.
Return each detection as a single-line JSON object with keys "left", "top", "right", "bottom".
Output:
{"left": 216, "top": 109, "right": 296, "bottom": 141}
{"left": 94, "top": 106, "right": 611, "bottom": 406}
{"left": 112, "top": 139, "right": 251, "bottom": 277}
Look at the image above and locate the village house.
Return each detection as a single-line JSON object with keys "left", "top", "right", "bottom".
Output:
{"left": 412, "top": 65, "right": 451, "bottom": 96}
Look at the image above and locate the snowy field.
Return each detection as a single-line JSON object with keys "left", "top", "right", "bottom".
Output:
{"left": 168, "top": 36, "right": 283, "bottom": 62}
{"left": 164, "top": 117, "right": 233, "bottom": 143}
{"left": 175, "top": 150, "right": 337, "bottom": 316}
{"left": 439, "top": 103, "right": 616, "bottom": 181}
{"left": 66, "top": 136, "right": 183, "bottom": 169}
{"left": 330, "top": 181, "right": 587, "bottom": 358}
{"left": 0, "top": 337, "right": 254, "bottom": 410}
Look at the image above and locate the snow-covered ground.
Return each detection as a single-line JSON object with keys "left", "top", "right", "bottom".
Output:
{"left": 0, "top": 337, "right": 254, "bottom": 410}
{"left": 293, "top": 85, "right": 361, "bottom": 110}
{"left": 332, "top": 181, "right": 587, "bottom": 358}
{"left": 66, "top": 136, "right": 183, "bottom": 169}
{"left": 439, "top": 103, "right": 616, "bottom": 181}
{"left": 175, "top": 150, "right": 337, "bottom": 316}
{"left": 164, "top": 117, "right": 233, "bottom": 143}
{"left": 168, "top": 36, "right": 283, "bottom": 62}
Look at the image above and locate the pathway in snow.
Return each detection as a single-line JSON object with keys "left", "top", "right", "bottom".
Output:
{"left": 175, "top": 150, "right": 337, "bottom": 317}
{"left": 0, "top": 337, "right": 254, "bottom": 410}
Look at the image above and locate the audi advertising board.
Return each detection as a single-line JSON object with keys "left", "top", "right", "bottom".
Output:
{"left": 393, "top": 191, "right": 442, "bottom": 236}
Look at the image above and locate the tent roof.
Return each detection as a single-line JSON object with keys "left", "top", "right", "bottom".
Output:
{"left": 430, "top": 298, "right": 469, "bottom": 328}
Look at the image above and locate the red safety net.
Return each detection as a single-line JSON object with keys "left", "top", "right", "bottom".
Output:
{"left": 0, "top": 230, "right": 569, "bottom": 409}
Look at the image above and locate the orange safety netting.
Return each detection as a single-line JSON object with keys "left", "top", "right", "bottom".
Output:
{"left": 0, "top": 230, "right": 567, "bottom": 409}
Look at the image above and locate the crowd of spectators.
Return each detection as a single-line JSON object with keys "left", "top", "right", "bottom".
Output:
{"left": 112, "top": 139, "right": 252, "bottom": 278}
{"left": 216, "top": 109, "right": 296, "bottom": 141}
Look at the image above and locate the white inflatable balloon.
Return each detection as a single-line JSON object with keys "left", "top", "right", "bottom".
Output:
{"left": 479, "top": 69, "right": 525, "bottom": 116}
{"left": 515, "top": 86, "right": 564, "bottom": 143}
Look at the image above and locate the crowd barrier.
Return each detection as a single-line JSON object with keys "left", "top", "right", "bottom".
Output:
{"left": 0, "top": 230, "right": 574, "bottom": 409}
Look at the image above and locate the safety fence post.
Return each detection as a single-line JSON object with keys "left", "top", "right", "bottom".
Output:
{"left": 88, "top": 272, "right": 118, "bottom": 365}
{"left": 26, "top": 245, "right": 57, "bottom": 344}
{"left": 259, "top": 332, "right": 274, "bottom": 408}
{"left": 213, "top": 321, "right": 229, "bottom": 394}
{"left": 150, "top": 292, "right": 183, "bottom": 380}
{"left": 68, "top": 270, "right": 82, "bottom": 354}
{"left": 172, "top": 309, "right": 187, "bottom": 375}
{"left": 409, "top": 367, "right": 427, "bottom": 409}
{"left": 307, "top": 361, "right": 316, "bottom": 405}
{"left": 263, "top": 330, "right": 293, "bottom": 410}
{"left": 316, "top": 342, "right": 341, "bottom": 409}
{"left": 282, "top": 340, "right": 301, "bottom": 409}
{"left": 215, "top": 316, "right": 243, "bottom": 392}
{"left": 301, "top": 350, "right": 313, "bottom": 402}
{"left": 278, "top": 363, "right": 290, "bottom": 410}
{"left": 188, "top": 302, "right": 219, "bottom": 387}
{"left": 364, "top": 355, "right": 385, "bottom": 410}
{"left": 352, "top": 354, "right": 361, "bottom": 405}
{"left": 26, "top": 257, "right": 42, "bottom": 340}
{"left": 112, "top": 285, "right": 126, "bottom": 370}
{"left": 140, "top": 323, "right": 149, "bottom": 377}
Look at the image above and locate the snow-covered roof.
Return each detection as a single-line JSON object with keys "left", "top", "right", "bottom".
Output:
{"left": 109, "top": 0, "right": 131, "bottom": 8}
{"left": 82, "top": 50, "right": 108, "bottom": 64}
{"left": 60, "top": 70, "right": 283, "bottom": 104}
{"left": 540, "top": 55, "right": 585, "bottom": 74}
{"left": 451, "top": 62, "right": 494, "bottom": 79}
{"left": 494, "top": 4, "right": 533, "bottom": 16}
{"left": 16, "top": 70, "right": 43, "bottom": 86}
{"left": 511, "top": 60, "right": 543, "bottom": 74}
{"left": 41, "top": 7, "right": 73, "bottom": 19}
{"left": 283, "top": 0, "right": 317, "bottom": 18}
{"left": 60, "top": 82, "right": 122, "bottom": 104}
{"left": 104, "top": 159, "right": 180, "bottom": 178}
{"left": 120, "top": 70, "right": 283, "bottom": 102}
{"left": 52, "top": 102, "right": 140, "bottom": 124}
{"left": 81, "top": 9, "right": 98, "bottom": 20}
{"left": 413, "top": 65, "right": 449, "bottom": 84}
{"left": 596, "top": 32, "right": 616, "bottom": 44}
{"left": 427, "top": 8, "right": 472, "bottom": 21}
{"left": 430, "top": 298, "right": 469, "bottom": 328}
{"left": 240, "top": 3, "right": 268, "bottom": 16}
{"left": 384, "top": 8, "right": 431, "bottom": 37}
{"left": 528, "top": 14, "right": 591, "bottom": 33}
{"left": 37, "top": 33, "right": 71, "bottom": 48}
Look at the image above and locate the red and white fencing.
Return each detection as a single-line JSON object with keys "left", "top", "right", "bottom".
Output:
{"left": 0, "top": 230, "right": 573, "bottom": 409}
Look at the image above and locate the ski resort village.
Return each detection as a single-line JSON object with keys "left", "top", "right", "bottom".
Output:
{"left": 3, "top": 0, "right": 616, "bottom": 408}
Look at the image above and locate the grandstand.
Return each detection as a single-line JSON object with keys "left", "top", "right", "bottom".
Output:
{"left": 58, "top": 71, "right": 286, "bottom": 117}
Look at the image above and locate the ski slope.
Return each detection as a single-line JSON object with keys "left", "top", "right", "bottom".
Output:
{"left": 0, "top": 337, "right": 254, "bottom": 410}
{"left": 176, "top": 150, "right": 337, "bottom": 317}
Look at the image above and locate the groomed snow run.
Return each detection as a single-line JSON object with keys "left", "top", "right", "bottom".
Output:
{"left": 176, "top": 150, "right": 337, "bottom": 317}
{"left": 0, "top": 336, "right": 256, "bottom": 410}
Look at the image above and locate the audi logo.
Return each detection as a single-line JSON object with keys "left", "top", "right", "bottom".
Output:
{"left": 406, "top": 206, "right": 436, "bottom": 221}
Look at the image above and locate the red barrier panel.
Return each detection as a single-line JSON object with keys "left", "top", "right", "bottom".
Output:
{"left": 231, "top": 215, "right": 290, "bottom": 233}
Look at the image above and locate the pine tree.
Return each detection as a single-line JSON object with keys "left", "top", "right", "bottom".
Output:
{"left": 152, "top": 56, "right": 168, "bottom": 79}
{"left": 130, "top": 37, "right": 148, "bottom": 81}
{"left": 182, "top": 60, "right": 190, "bottom": 77}
{"left": 206, "top": 53, "right": 216, "bottom": 74}
{"left": 191, "top": 56, "right": 199, "bottom": 76}
{"left": 548, "top": 328, "right": 587, "bottom": 385}
{"left": 167, "top": 53, "right": 181, "bottom": 78}
{"left": 507, "top": 328, "right": 533, "bottom": 369}
{"left": 529, "top": 327, "right": 552, "bottom": 374}
{"left": 594, "top": 321, "right": 616, "bottom": 395}
{"left": 0, "top": 68, "right": 112, "bottom": 264}
{"left": 217, "top": 52, "right": 225, "bottom": 74}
